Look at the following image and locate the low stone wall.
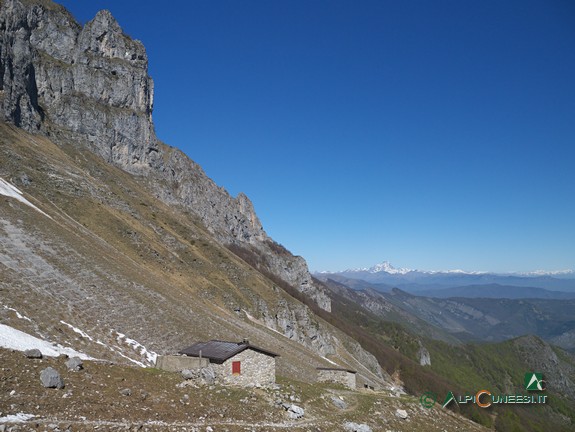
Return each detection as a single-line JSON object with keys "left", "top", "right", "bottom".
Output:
{"left": 317, "top": 369, "right": 356, "bottom": 389}
{"left": 155, "top": 355, "right": 209, "bottom": 372}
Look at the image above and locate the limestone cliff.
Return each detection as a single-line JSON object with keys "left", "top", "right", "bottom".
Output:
{"left": 0, "top": 0, "right": 330, "bottom": 311}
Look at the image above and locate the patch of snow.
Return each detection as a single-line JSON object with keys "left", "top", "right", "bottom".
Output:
{"left": 0, "top": 177, "right": 52, "bottom": 219}
{"left": 115, "top": 331, "right": 157, "bottom": 365}
{"left": 321, "top": 356, "right": 337, "bottom": 365}
{"left": 368, "top": 261, "right": 412, "bottom": 275}
{"left": 341, "top": 261, "right": 413, "bottom": 275}
{"left": 0, "top": 412, "right": 35, "bottom": 423}
{"left": 60, "top": 321, "right": 108, "bottom": 349}
{"left": 59, "top": 321, "right": 147, "bottom": 366}
{"left": 0, "top": 324, "right": 94, "bottom": 360}
{"left": 3, "top": 305, "right": 33, "bottom": 322}
{"left": 60, "top": 320, "right": 95, "bottom": 341}
{"left": 110, "top": 348, "right": 147, "bottom": 367}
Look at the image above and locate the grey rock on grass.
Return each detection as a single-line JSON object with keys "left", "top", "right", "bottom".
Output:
{"left": 287, "top": 404, "right": 304, "bottom": 419}
{"left": 331, "top": 396, "right": 347, "bottom": 409}
{"left": 24, "top": 348, "right": 43, "bottom": 359}
{"left": 40, "top": 367, "right": 64, "bottom": 389}
{"left": 343, "top": 422, "right": 372, "bottom": 432}
{"left": 65, "top": 357, "right": 83, "bottom": 371}
{"left": 395, "top": 408, "right": 408, "bottom": 419}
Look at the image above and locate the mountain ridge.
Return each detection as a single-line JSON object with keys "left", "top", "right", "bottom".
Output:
{"left": 318, "top": 261, "right": 575, "bottom": 293}
{"left": 0, "top": 0, "right": 331, "bottom": 311}
{"left": 322, "top": 260, "right": 574, "bottom": 277}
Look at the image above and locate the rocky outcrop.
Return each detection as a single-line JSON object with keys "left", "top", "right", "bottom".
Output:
{"left": 0, "top": 0, "right": 330, "bottom": 312}
{"left": 417, "top": 342, "right": 431, "bottom": 366}
{"left": 0, "top": 1, "right": 157, "bottom": 169}
{"left": 264, "top": 250, "right": 331, "bottom": 312}
{"left": 155, "top": 146, "right": 266, "bottom": 245}
{"left": 257, "top": 298, "right": 336, "bottom": 357}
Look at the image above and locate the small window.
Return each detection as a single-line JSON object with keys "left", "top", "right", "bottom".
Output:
{"left": 232, "top": 361, "right": 241, "bottom": 375}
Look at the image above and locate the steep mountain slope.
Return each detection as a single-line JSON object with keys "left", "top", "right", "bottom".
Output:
{"left": 0, "top": 0, "right": 331, "bottom": 312}
{"left": 0, "top": 0, "right": 386, "bottom": 386}
{"left": 0, "top": 121, "right": 385, "bottom": 387}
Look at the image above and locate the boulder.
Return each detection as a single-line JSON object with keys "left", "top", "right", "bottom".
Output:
{"left": 395, "top": 409, "right": 408, "bottom": 419}
{"left": 24, "top": 349, "right": 43, "bottom": 359}
{"left": 181, "top": 369, "right": 197, "bottom": 380}
{"left": 40, "top": 367, "right": 64, "bottom": 389}
{"left": 343, "top": 422, "right": 372, "bottom": 432}
{"left": 287, "top": 404, "right": 304, "bottom": 419}
{"left": 65, "top": 357, "right": 83, "bottom": 371}
{"left": 331, "top": 396, "right": 347, "bottom": 409}
{"left": 200, "top": 367, "right": 216, "bottom": 385}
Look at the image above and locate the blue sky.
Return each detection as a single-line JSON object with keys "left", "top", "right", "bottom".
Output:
{"left": 57, "top": 0, "right": 575, "bottom": 273}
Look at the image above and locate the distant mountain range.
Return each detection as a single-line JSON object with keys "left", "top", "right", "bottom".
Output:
{"left": 321, "top": 279, "right": 575, "bottom": 352}
{"left": 316, "top": 261, "right": 575, "bottom": 294}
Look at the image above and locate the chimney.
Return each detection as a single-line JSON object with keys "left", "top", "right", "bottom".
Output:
{"left": 242, "top": 338, "right": 249, "bottom": 345}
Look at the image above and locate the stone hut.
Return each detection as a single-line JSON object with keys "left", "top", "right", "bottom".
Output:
{"left": 173, "top": 340, "right": 279, "bottom": 387}
{"left": 317, "top": 367, "right": 357, "bottom": 389}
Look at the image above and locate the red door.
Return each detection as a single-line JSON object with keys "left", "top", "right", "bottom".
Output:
{"left": 232, "top": 361, "right": 241, "bottom": 375}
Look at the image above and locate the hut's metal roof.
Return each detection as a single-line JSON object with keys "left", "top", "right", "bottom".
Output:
{"left": 179, "top": 340, "right": 279, "bottom": 364}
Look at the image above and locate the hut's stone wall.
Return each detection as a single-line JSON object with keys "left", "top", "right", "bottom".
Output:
{"left": 212, "top": 348, "right": 276, "bottom": 387}
{"left": 155, "top": 355, "right": 209, "bottom": 372}
{"left": 317, "top": 369, "right": 356, "bottom": 389}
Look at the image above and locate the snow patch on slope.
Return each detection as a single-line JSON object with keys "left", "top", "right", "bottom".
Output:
{"left": 115, "top": 331, "right": 158, "bottom": 365}
{"left": 0, "top": 177, "right": 52, "bottom": 219}
{"left": 0, "top": 323, "right": 93, "bottom": 359}
{"left": 59, "top": 321, "right": 157, "bottom": 367}
{"left": 0, "top": 413, "right": 36, "bottom": 423}
{"left": 3, "top": 305, "right": 33, "bottom": 322}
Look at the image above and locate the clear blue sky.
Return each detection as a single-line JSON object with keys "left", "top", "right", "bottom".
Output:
{"left": 57, "top": 0, "right": 575, "bottom": 273}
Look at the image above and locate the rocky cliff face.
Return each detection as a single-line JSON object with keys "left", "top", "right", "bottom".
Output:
{"left": 0, "top": 0, "right": 330, "bottom": 311}
{"left": 0, "top": 1, "right": 157, "bottom": 169}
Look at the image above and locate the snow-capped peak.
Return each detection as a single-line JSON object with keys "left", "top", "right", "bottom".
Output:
{"left": 318, "top": 262, "right": 574, "bottom": 277}
{"left": 342, "top": 261, "right": 413, "bottom": 275}
{"left": 368, "top": 261, "right": 412, "bottom": 275}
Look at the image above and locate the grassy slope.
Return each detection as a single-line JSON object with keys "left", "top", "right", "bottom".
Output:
{"left": 0, "top": 121, "right": 373, "bottom": 383}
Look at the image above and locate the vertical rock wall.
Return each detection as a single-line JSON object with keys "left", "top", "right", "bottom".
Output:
{"left": 0, "top": 0, "right": 330, "bottom": 313}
